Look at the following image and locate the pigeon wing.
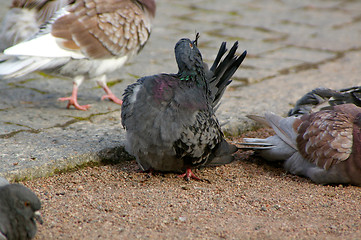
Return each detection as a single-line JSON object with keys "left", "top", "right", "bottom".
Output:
{"left": 51, "top": 0, "right": 154, "bottom": 59}
{"left": 295, "top": 105, "right": 356, "bottom": 170}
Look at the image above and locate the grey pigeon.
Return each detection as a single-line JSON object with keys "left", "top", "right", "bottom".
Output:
{"left": 240, "top": 104, "right": 361, "bottom": 185}
{"left": 0, "top": 0, "right": 156, "bottom": 110}
{"left": 0, "top": 183, "right": 42, "bottom": 240}
{"left": 288, "top": 86, "right": 361, "bottom": 116}
{"left": 0, "top": 0, "right": 73, "bottom": 51}
{"left": 121, "top": 35, "right": 247, "bottom": 180}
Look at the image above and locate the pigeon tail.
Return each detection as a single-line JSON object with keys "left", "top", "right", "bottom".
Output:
{"left": 0, "top": 57, "right": 53, "bottom": 79}
{"left": 206, "top": 138, "right": 238, "bottom": 166}
{"left": 209, "top": 42, "right": 247, "bottom": 107}
{"left": 237, "top": 113, "right": 299, "bottom": 161}
{"left": 239, "top": 138, "right": 275, "bottom": 150}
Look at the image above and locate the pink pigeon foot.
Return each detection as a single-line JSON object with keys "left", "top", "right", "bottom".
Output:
{"left": 58, "top": 96, "right": 91, "bottom": 110}
{"left": 101, "top": 86, "right": 123, "bottom": 105}
{"left": 178, "top": 168, "right": 201, "bottom": 181}
{"left": 58, "top": 83, "right": 90, "bottom": 110}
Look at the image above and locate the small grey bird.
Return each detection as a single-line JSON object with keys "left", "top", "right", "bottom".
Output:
{"left": 0, "top": 0, "right": 156, "bottom": 110}
{"left": 240, "top": 104, "right": 361, "bottom": 185}
{"left": 121, "top": 35, "right": 247, "bottom": 180}
{"left": 288, "top": 86, "right": 361, "bottom": 116}
{"left": 0, "top": 0, "right": 73, "bottom": 51}
{"left": 0, "top": 183, "right": 43, "bottom": 240}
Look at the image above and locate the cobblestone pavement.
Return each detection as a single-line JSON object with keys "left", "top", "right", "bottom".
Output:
{"left": 0, "top": 0, "right": 360, "bottom": 180}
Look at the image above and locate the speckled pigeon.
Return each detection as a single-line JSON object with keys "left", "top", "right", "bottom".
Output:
{"left": 0, "top": 183, "right": 43, "bottom": 240}
{"left": 121, "top": 36, "right": 247, "bottom": 180}
{"left": 0, "top": 0, "right": 156, "bottom": 110}
{"left": 288, "top": 86, "right": 361, "bottom": 116}
{"left": 240, "top": 103, "right": 361, "bottom": 185}
{"left": 0, "top": 0, "right": 73, "bottom": 51}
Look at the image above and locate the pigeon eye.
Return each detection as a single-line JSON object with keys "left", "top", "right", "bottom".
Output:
{"left": 189, "top": 43, "right": 193, "bottom": 49}
{"left": 24, "top": 201, "right": 30, "bottom": 207}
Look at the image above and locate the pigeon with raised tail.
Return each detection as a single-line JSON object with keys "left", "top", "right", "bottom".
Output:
{"left": 121, "top": 35, "right": 247, "bottom": 180}
{"left": 0, "top": 181, "right": 43, "bottom": 240}
{"left": 240, "top": 104, "right": 361, "bottom": 185}
{"left": 0, "top": 0, "right": 156, "bottom": 110}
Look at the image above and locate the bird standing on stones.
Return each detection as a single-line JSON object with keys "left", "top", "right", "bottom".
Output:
{"left": 121, "top": 35, "right": 247, "bottom": 180}
{"left": 0, "top": 0, "right": 156, "bottom": 110}
{"left": 0, "top": 182, "right": 43, "bottom": 240}
{"left": 240, "top": 104, "right": 361, "bottom": 185}
{"left": 0, "top": 0, "right": 74, "bottom": 51}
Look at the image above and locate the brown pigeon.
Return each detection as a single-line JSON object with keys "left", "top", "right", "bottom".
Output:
{"left": 0, "top": 0, "right": 156, "bottom": 110}
{"left": 241, "top": 104, "right": 361, "bottom": 185}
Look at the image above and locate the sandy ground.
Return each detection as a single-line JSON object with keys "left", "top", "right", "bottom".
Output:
{"left": 23, "top": 128, "right": 361, "bottom": 240}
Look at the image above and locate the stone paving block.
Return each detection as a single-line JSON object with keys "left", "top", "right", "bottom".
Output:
{"left": 0, "top": 111, "right": 126, "bottom": 180}
{"left": 262, "top": 46, "right": 336, "bottom": 63}
{"left": 285, "top": 23, "right": 361, "bottom": 51}
{"left": 244, "top": 57, "right": 302, "bottom": 75}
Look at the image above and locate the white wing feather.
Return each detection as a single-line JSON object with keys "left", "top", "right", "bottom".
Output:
{"left": 4, "top": 33, "right": 85, "bottom": 59}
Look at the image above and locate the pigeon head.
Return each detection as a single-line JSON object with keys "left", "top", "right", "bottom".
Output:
{"left": 174, "top": 35, "right": 204, "bottom": 79}
{"left": 6, "top": 184, "right": 43, "bottom": 237}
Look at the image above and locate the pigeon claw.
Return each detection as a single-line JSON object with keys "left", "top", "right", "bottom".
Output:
{"left": 101, "top": 93, "right": 123, "bottom": 105}
{"left": 178, "top": 168, "right": 201, "bottom": 181}
{"left": 58, "top": 97, "right": 91, "bottom": 111}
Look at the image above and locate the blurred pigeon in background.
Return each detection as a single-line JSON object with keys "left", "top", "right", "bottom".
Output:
{"left": 122, "top": 35, "right": 247, "bottom": 180}
{"left": 0, "top": 181, "right": 43, "bottom": 240}
{"left": 0, "top": 0, "right": 73, "bottom": 51}
{"left": 288, "top": 86, "right": 361, "bottom": 116}
{"left": 240, "top": 104, "right": 361, "bottom": 185}
{"left": 0, "top": 0, "right": 156, "bottom": 110}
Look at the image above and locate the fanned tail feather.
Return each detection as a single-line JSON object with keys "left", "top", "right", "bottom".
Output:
{"left": 262, "top": 113, "right": 298, "bottom": 150}
{"left": 209, "top": 41, "right": 247, "bottom": 107}
{"left": 238, "top": 138, "right": 275, "bottom": 150}
{"left": 247, "top": 114, "right": 270, "bottom": 127}
{"left": 240, "top": 113, "right": 298, "bottom": 152}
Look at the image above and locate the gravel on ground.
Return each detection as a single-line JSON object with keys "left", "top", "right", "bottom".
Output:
{"left": 21, "top": 128, "right": 361, "bottom": 240}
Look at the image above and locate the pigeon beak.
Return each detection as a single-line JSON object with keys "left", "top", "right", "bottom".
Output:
{"left": 34, "top": 211, "right": 43, "bottom": 225}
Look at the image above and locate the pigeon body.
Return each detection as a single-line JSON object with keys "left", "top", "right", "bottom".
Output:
{"left": 0, "top": 0, "right": 156, "bottom": 110}
{"left": 0, "top": 0, "right": 73, "bottom": 51}
{"left": 0, "top": 183, "right": 42, "bottom": 240}
{"left": 288, "top": 86, "right": 361, "bottom": 116}
{"left": 241, "top": 104, "right": 361, "bottom": 185}
{"left": 122, "top": 37, "right": 247, "bottom": 180}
